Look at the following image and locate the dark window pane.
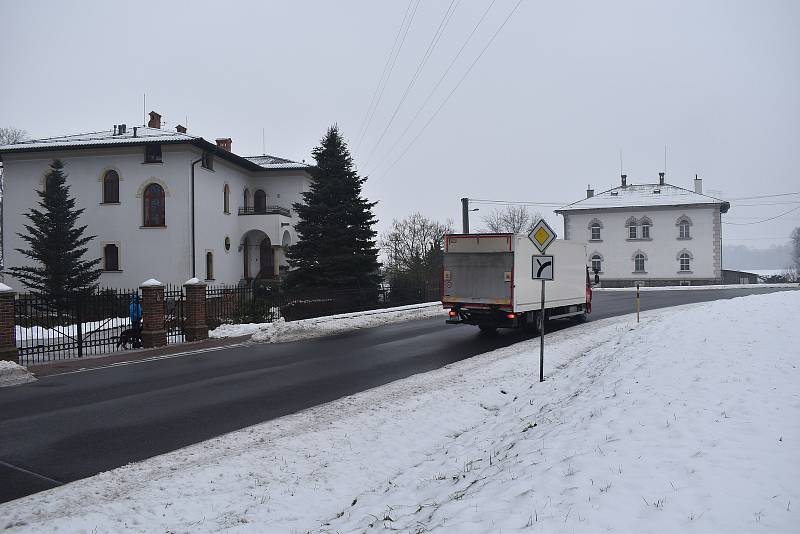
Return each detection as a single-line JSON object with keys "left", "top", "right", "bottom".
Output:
{"left": 104, "top": 244, "right": 119, "bottom": 271}
{"left": 103, "top": 170, "right": 119, "bottom": 203}
{"left": 145, "top": 144, "right": 162, "bottom": 163}
{"left": 143, "top": 183, "right": 165, "bottom": 226}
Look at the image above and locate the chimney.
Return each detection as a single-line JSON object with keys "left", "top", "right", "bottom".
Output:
{"left": 176, "top": 124, "right": 187, "bottom": 134}
{"left": 148, "top": 111, "right": 161, "bottom": 129}
{"left": 215, "top": 138, "right": 232, "bottom": 152}
{"left": 119, "top": 124, "right": 126, "bottom": 135}
{"left": 658, "top": 172, "right": 665, "bottom": 186}
{"left": 586, "top": 184, "right": 594, "bottom": 198}
{"left": 694, "top": 174, "right": 703, "bottom": 194}
{"left": 113, "top": 124, "right": 118, "bottom": 136}
{"left": 621, "top": 174, "right": 627, "bottom": 188}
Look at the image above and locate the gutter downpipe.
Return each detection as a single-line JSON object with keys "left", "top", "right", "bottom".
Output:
{"left": 190, "top": 157, "right": 203, "bottom": 278}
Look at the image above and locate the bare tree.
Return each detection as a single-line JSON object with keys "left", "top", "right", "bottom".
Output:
{"left": 791, "top": 226, "right": 800, "bottom": 270}
{"left": 481, "top": 205, "right": 542, "bottom": 234}
{"left": 381, "top": 213, "right": 453, "bottom": 273}
{"left": 0, "top": 127, "right": 28, "bottom": 272}
{"left": 0, "top": 127, "right": 28, "bottom": 145}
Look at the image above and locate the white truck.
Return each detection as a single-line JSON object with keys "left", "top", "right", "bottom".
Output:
{"left": 442, "top": 233, "right": 592, "bottom": 331}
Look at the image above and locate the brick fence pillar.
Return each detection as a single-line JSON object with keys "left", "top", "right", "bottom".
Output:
{"left": 140, "top": 279, "right": 167, "bottom": 348}
{"left": 0, "top": 283, "right": 19, "bottom": 364}
{"left": 183, "top": 277, "right": 208, "bottom": 342}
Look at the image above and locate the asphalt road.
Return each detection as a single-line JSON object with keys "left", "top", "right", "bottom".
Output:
{"left": 0, "top": 286, "right": 794, "bottom": 503}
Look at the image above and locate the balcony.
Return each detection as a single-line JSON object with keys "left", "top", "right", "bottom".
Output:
{"left": 238, "top": 205, "right": 291, "bottom": 217}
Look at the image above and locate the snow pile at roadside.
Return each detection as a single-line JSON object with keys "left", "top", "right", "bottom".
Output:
{"left": 0, "top": 360, "right": 37, "bottom": 387}
{"left": 1, "top": 292, "right": 797, "bottom": 533}
{"left": 210, "top": 301, "right": 446, "bottom": 342}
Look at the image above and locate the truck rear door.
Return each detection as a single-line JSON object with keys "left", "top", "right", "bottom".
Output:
{"left": 442, "top": 234, "right": 514, "bottom": 306}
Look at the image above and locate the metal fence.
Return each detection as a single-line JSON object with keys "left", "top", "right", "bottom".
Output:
{"left": 164, "top": 285, "right": 186, "bottom": 344}
{"left": 205, "top": 282, "right": 441, "bottom": 330}
{"left": 15, "top": 287, "right": 139, "bottom": 364}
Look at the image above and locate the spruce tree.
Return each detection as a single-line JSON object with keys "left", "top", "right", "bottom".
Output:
{"left": 285, "top": 125, "right": 381, "bottom": 292}
{"left": 9, "top": 159, "right": 101, "bottom": 302}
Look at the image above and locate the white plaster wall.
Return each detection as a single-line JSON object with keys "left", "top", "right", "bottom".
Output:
{"left": 2, "top": 145, "right": 311, "bottom": 290}
{"left": 2, "top": 146, "right": 192, "bottom": 290}
{"left": 562, "top": 206, "right": 718, "bottom": 280}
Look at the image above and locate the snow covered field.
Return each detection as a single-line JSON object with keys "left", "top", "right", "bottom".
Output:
{"left": 1, "top": 291, "right": 797, "bottom": 533}
{"left": 594, "top": 282, "right": 798, "bottom": 291}
{"left": 210, "top": 301, "right": 446, "bottom": 342}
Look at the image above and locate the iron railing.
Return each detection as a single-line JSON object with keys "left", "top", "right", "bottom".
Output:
{"left": 15, "top": 287, "right": 140, "bottom": 364}
{"left": 237, "top": 206, "right": 291, "bottom": 217}
{"left": 164, "top": 286, "right": 186, "bottom": 344}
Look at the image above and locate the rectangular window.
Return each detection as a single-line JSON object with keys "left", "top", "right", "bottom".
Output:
{"left": 591, "top": 226, "right": 601, "bottom": 240}
{"left": 680, "top": 257, "right": 690, "bottom": 271}
{"left": 202, "top": 151, "right": 214, "bottom": 170}
{"left": 104, "top": 244, "right": 119, "bottom": 271}
{"left": 145, "top": 144, "right": 162, "bottom": 163}
{"left": 629, "top": 225, "right": 637, "bottom": 239}
{"left": 641, "top": 225, "right": 650, "bottom": 239}
{"left": 679, "top": 224, "right": 690, "bottom": 239}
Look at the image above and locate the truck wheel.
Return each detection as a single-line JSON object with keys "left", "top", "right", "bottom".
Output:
{"left": 575, "top": 311, "right": 589, "bottom": 323}
{"left": 478, "top": 325, "right": 497, "bottom": 334}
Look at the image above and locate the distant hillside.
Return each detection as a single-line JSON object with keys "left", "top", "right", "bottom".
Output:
{"left": 723, "top": 243, "right": 792, "bottom": 270}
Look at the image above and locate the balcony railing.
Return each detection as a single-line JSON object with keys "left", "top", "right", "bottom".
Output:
{"left": 238, "top": 206, "right": 291, "bottom": 217}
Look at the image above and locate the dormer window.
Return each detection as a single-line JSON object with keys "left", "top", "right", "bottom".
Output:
{"left": 144, "top": 144, "right": 162, "bottom": 163}
{"left": 202, "top": 151, "right": 214, "bottom": 170}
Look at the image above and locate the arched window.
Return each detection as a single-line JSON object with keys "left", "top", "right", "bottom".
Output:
{"left": 679, "top": 253, "right": 691, "bottom": 272}
{"left": 640, "top": 216, "right": 652, "bottom": 239}
{"left": 103, "top": 244, "right": 119, "bottom": 271}
{"left": 588, "top": 218, "right": 603, "bottom": 241}
{"left": 591, "top": 254, "right": 602, "bottom": 273}
{"left": 206, "top": 251, "right": 214, "bottom": 280}
{"left": 103, "top": 170, "right": 119, "bottom": 203}
{"left": 254, "top": 189, "right": 267, "bottom": 212}
{"left": 244, "top": 188, "right": 251, "bottom": 209}
{"left": 224, "top": 236, "right": 231, "bottom": 252}
{"left": 143, "top": 183, "right": 165, "bottom": 227}
{"left": 676, "top": 215, "right": 692, "bottom": 239}
{"left": 625, "top": 216, "right": 638, "bottom": 239}
{"left": 679, "top": 220, "right": 691, "bottom": 238}
{"left": 223, "top": 184, "right": 230, "bottom": 213}
{"left": 634, "top": 253, "right": 646, "bottom": 272}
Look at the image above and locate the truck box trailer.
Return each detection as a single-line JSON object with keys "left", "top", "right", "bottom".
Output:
{"left": 442, "top": 233, "right": 591, "bottom": 331}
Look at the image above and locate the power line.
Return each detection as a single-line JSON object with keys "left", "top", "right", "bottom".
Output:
{"left": 354, "top": 0, "right": 414, "bottom": 147}
{"left": 469, "top": 198, "right": 566, "bottom": 207}
{"left": 732, "top": 200, "right": 800, "bottom": 207}
{"left": 378, "top": 0, "right": 525, "bottom": 180}
{"left": 365, "top": 0, "right": 461, "bottom": 162}
{"left": 723, "top": 205, "right": 800, "bottom": 225}
{"left": 728, "top": 191, "right": 800, "bottom": 200}
{"left": 356, "top": 0, "right": 421, "bottom": 150}
{"left": 367, "top": 0, "right": 498, "bottom": 174}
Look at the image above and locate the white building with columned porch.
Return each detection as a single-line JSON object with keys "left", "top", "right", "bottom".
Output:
{"left": 0, "top": 111, "right": 313, "bottom": 289}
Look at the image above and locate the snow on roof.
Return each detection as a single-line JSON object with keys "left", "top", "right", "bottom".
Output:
{"left": 556, "top": 183, "right": 729, "bottom": 212}
{"left": 244, "top": 154, "right": 310, "bottom": 170}
{"left": 0, "top": 126, "right": 311, "bottom": 174}
{"left": 0, "top": 126, "right": 197, "bottom": 152}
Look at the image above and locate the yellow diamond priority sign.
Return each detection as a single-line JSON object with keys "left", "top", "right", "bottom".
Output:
{"left": 528, "top": 218, "right": 557, "bottom": 253}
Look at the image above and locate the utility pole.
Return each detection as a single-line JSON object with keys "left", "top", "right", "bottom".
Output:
{"left": 461, "top": 197, "right": 470, "bottom": 234}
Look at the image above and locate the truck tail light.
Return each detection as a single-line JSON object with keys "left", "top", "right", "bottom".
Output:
{"left": 448, "top": 310, "right": 458, "bottom": 318}
{"left": 506, "top": 313, "right": 516, "bottom": 319}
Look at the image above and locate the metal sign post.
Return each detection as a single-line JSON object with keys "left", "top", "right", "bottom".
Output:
{"left": 529, "top": 219, "right": 557, "bottom": 383}
{"left": 636, "top": 283, "right": 640, "bottom": 323}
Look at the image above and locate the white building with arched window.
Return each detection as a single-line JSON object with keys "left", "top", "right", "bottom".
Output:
{"left": 556, "top": 173, "right": 730, "bottom": 287}
{"left": 0, "top": 112, "right": 313, "bottom": 289}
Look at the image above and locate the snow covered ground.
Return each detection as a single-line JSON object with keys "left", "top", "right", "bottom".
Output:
{"left": 1, "top": 291, "right": 797, "bottom": 533}
{"left": 210, "top": 301, "right": 446, "bottom": 342}
{"left": 595, "top": 282, "right": 798, "bottom": 291}
{"left": 0, "top": 360, "right": 37, "bottom": 387}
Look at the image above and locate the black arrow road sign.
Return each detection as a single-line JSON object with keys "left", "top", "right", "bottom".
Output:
{"left": 532, "top": 255, "right": 554, "bottom": 280}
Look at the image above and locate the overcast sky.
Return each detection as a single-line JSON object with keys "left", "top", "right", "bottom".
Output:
{"left": 2, "top": 0, "right": 798, "bottom": 251}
